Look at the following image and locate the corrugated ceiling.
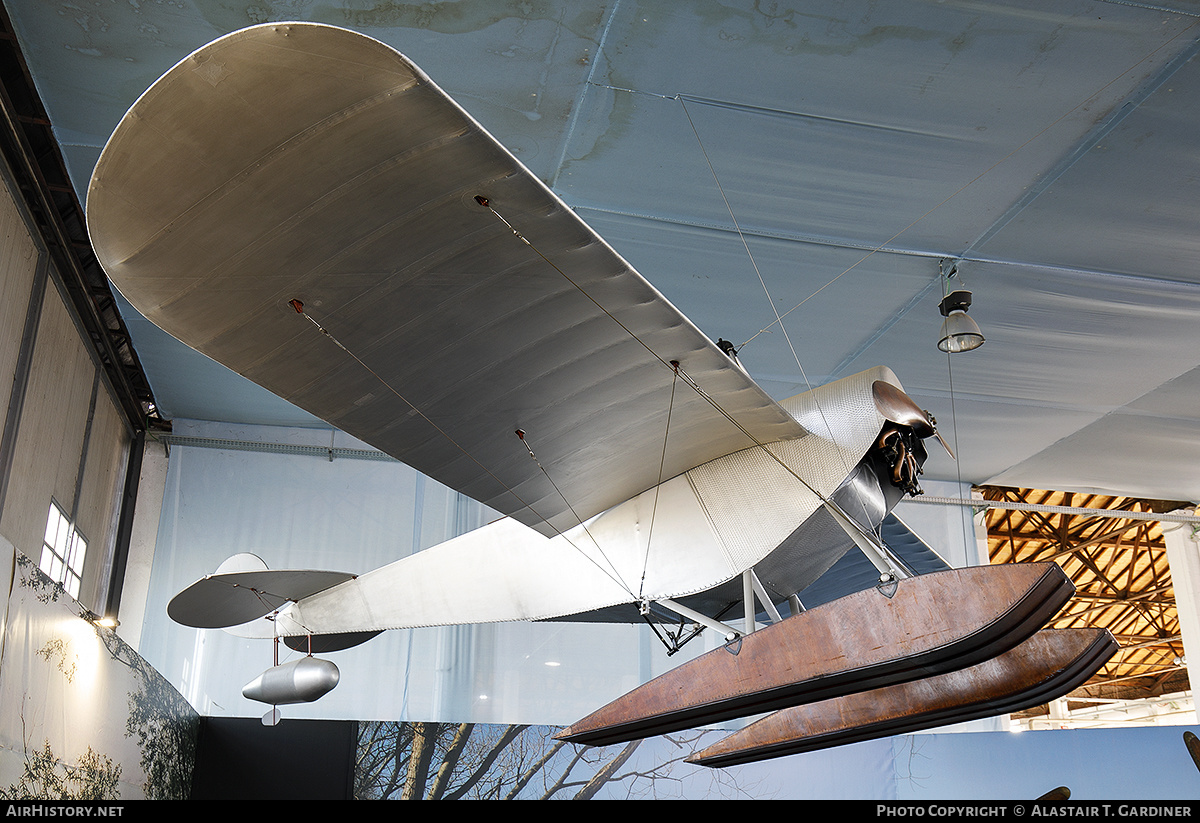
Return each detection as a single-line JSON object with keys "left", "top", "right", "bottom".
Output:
{"left": 7, "top": 1, "right": 1200, "bottom": 505}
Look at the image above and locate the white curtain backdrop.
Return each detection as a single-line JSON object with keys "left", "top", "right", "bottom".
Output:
{"left": 137, "top": 420, "right": 716, "bottom": 725}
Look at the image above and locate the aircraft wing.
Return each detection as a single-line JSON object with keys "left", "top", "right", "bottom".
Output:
{"left": 87, "top": 22, "right": 805, "bottom": 537}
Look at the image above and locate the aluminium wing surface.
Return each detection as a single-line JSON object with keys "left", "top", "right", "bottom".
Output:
{"left": 86, "top": 22, "right": 806, "bottom": 537}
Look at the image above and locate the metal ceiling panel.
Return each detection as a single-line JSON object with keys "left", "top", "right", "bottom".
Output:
{"left": 553, "top": 2, "right": 1196, "bottom": 254}
{"left": 8, "top": 0, "right": 1200, "bottom": 505}
{"left": 976, "top": 40, "right": 1200, "bottom": 283}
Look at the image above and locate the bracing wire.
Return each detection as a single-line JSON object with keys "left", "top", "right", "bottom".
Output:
{"left": 211, "top": 581, "right": 322, "bottom": 643}
{"left": 678, "top": 95, "right": 864, "bottom": 519}
{"left": 295, "top": 191, "right": 901, "bottom": 608}
{"left": 638, "top": 360, "right": 680, "bottom": 598}
{"left": 514, "top": 427, "right": 631, "bottom": 591}
{"left": 288, "top": 299, "right": 639, "bottom": 599}
{"left": 476, "top": 200, "right": 891, "bottom": 555}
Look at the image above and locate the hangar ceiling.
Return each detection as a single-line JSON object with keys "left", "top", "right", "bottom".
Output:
{"left": 5, "top": 0, "right": 1200, "bottom": 509}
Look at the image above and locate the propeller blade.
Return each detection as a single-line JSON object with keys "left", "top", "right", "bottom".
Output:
{"left": 872, "top": 381, "right": 955, "bottom": 459}
{"left": 1184, "top": 730, "right": 1200, "bottom": 773}
{"left": 933, "top": 429, "right": 956, "bottom": 461}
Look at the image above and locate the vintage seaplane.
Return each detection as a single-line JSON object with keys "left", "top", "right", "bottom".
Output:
{"left": 86, "top": 23, "right": 1115, "bottom": 762}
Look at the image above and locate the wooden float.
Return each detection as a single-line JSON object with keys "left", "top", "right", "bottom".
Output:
{"left": 687, "top": 628, "right": 1117, "bottom": 767}
{"left": 557, "top": 563, "right": 1073, "bottom": 746}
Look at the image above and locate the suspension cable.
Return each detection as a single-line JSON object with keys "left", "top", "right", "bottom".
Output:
{"left": 678, "top": 95, "right": 862, "bottom": 517}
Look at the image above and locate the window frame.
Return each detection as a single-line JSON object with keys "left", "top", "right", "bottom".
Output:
{"left": 39, "top": 499, "right": 87, "bottom": 599}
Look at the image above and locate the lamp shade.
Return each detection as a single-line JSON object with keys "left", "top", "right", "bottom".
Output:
{"left": 937, "top": 289, "right": 985, "bottom": 353}
{"left": 938, "top": 312, "right": 985, "bottom": 353}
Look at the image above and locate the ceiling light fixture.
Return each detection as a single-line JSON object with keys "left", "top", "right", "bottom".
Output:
{"left": 937, "top": 261, "right": 985, "bottom": 353}
{"left": 938, "top": 290, "right": 985, "bottom": 352}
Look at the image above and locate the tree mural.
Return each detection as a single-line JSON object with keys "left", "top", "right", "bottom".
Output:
{"left": 0, "top": 738, "right": 121, "bottom": 800}
{"left": 111, "top": 631, "right": 198, "bottom": 799}
{"left": 354, "top": 721, "right": 755, "bottom": 799}
{"left": 1, "top": 553, "right": 198, "bottom": 800}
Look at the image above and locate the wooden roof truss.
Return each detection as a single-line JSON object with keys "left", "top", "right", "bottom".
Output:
{"left": 980, "top": 486, "right": 1192, "bottom": 710}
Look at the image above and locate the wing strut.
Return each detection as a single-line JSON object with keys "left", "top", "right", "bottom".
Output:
{"left": 747, "top": 569, "right": 784, "bottom": 626}
{"left": 823, "top": 500, "right": 913, "bottom": 595}
{"left": 653, "top": 599, "right": 741, "bottom": 643}
{"left": 644, "top": 567, "right": 784, "bottom": 657}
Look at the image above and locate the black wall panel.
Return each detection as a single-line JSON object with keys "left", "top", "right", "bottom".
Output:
{"left": 191, "top": 717, "right": 357, "bottom": 800}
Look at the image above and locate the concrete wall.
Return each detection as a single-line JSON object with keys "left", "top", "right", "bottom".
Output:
{"left": 0, "top": 165, "right": 132, "bottom": 617}
{"left": 0, "top": 150, "right": 195, "bottom": 799}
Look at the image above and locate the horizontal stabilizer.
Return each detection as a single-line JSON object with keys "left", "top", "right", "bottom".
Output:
{"left": 282, "top": 631, "right": 383, "bottom": 653}
{"left": 688, "top": 628, "right": 1117, "bottom": 767}
{"left": 556, "top": 563, "right": 1073, "bottom": 746}
{"left": 168, "top": 555, "right": 356, "bottom": 629}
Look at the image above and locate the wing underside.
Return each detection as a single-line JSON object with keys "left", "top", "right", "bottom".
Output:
{"left": 86, "top": 22, "right": 806, "bottom": 536}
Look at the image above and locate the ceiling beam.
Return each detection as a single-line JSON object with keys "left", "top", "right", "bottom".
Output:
{"left": 0, "top": 4, "right": 156, "bottom": 431}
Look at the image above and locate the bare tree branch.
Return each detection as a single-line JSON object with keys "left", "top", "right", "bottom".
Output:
{"left": 442, "top": 724, "right": 528, "bottom": 800}
{"left": 427, "top": 723, "right": 474, "bottom": 800}
{"left": 540, "top": 744, "right": 590, "bottom": 799}
{"left": 573, "top": 739, "right": 642, "bottom": 800}
{"left": 505, "top": 739, "right": 567, "bottom": 799}
{"left": 402, "top": 722, "right": 441, "bottom": 800}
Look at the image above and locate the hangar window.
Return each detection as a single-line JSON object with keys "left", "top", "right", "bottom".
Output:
{"left": 40, "top": 500, "right": 87, "bottom": 600}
